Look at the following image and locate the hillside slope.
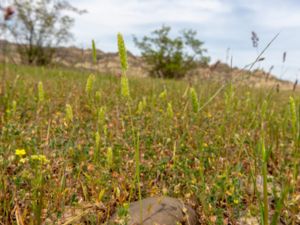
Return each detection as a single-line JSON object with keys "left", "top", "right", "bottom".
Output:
{"left": 0, "top": 40, "right": 298, "bottom": 90}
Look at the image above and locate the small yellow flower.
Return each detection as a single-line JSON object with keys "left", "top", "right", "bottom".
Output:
{"left": 234, "top": 199, "right": 239, "bottom": 204}
{"left": 15, "top": 149, "right": 26, "bottom": 157}
{"left": 191, "top": 177, "right": 197, "bottom": 184}
{"left": 20, "top": 158, "right": 28, "bottom": 164}
{"left": 31, "top": 154, "right": 49, "bottom": 164}
{"left": 207, "top": 112, "right": 212, "bottom": 118}
{"left": 203, "top": 143, "right": 208, "bottom": 148}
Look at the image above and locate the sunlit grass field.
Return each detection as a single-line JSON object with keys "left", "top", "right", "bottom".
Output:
{"left": 0, "top": 62, "right": 299, "bottom": 224}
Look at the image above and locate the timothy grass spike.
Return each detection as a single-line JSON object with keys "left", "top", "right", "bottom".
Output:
{"left": 86, "top": 74, "right": 95, "bottom": 96}
{"left": 106, "top": 147, "right": 113, "bottom": 169}
{"left": 95, "top": 91, "right": 101, "bottom": 102}
{"left": 38, "top": 81, "right": 45, "bottom": 103}
{"left": 167, "top": 102, "right": 174, "bottom": 118}
{"left": 117, "top": 33, "right": 128, "bottom": 74}
{"left": 121, "top": 76, "right": 130, "bottom": 98}
{"left": 137, "top": 97, "right": 147, "bottom": 114}
{"left": 159, "top": 89, "right": 167, "bottom": 99}
{"left": 65, "top": 104, "right": 73, "bottom": 122}
{"left": 95, "top": 131, "right": 100, "bottom": 150}
{"left": 97, "top": 107, "right": 106, "bottom": 128}
{"left": 189, "top": 87, "right": 199, "bottom": 113}
{"left": 117, "top": 33, "right": 130, "bottom": 98}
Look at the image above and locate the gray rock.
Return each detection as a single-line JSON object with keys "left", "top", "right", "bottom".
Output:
{"left": 109, "top": 196, "right": 199, "bottom": 225}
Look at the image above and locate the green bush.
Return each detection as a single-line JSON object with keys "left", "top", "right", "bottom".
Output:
{"left": 133, "top": 25, "right": 210, "bottom": 79}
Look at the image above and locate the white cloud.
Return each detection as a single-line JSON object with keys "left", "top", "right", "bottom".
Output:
{"left": 69, "top": 0, "right": 300, "bottom": 81}
{"left": 233, "top": 0, "right": 300, "bottom": 29}
{"left": 72, "top": 0, "right": 230, "bottom": 33}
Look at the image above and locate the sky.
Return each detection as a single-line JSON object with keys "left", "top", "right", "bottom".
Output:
{"left": 11, "top": 0, "right": 300, "bottom": 81}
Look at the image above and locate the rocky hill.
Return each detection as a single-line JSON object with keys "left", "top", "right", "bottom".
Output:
{"left": 55, "top": 44, "right": 297, "bottom": 90}
{"left": 0, "top": 40, "right": 298, "bottom": 90}
{"left": 55, "top": 46, "right": 147, "bottom": 77}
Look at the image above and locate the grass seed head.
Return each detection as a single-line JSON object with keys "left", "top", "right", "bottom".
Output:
{"left": 189, "top": 87, "right": 199, "bottom": 113}
{"left": 159, "top": 89, "right": 167, "bottom": 99}
{"left": 137, "top": 101, "right": 144, "bottom": 115}
{"left": 106, "top": 147, "right": 113, "bottom": 169}
{"left": 117, "top": 33, "right": 128, "bottom": 74}
{"left": 12, "top": 100, "right": 17, "bottom": 116}
{"left": 95, "top": 131, "right": 100, "bottom": 150}
{"left": 95, "top": 91, "right": 101, "bottom": 102}
{"left": 86, "top": 74, "right": 96, "bottom": 95}
{"left": 121, "top": 76, "right": 130, "bottom": 98}
{"left": 97, "top": 107, "right": 106, "bottom": 126}
{"left": 65, "top": 104, "right": 74, "bottom": 122}
{"left": 137, "top": 97, "right": 147, "bottom": 114}
{"left": 167, "top": 102, "right": 174, "bottom": 118}
{"left": 38, "top": 81, "right": 45, "bottom": 103}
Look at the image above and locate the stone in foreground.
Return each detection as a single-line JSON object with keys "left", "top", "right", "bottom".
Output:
{"left": 109, "top": 196, "right": 199, "bottom": 225}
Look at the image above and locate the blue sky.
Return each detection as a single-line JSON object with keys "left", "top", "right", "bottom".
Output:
{"left": 70, "top": 0, "right": 300, "bottom": 81}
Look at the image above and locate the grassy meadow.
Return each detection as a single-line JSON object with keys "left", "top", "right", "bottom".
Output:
{"left": 0, "top": 59, "right": 299, "bottom": 224}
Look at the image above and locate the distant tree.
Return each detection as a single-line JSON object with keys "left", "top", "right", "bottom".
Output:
{"left": 2, "top": 0, "right": 85, "bottom": 65}
{"left": 133, "top": 25, "right": 210, "bottom": 79}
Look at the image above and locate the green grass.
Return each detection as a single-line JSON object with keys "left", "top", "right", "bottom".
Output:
{"left": 0, "top": 63, "right": 299, "bottom": 224}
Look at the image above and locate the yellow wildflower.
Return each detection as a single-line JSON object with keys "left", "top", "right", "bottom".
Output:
{"left": 191, "top": 177, "right": 197, "bottom": 184}
{"left": 31, "top": 154, "right": 49, "bottom": 164}
{"left": 15, "top": 149, "right": 26, "bottom": 157}
{"left": 20, "top": 158, "right": 28, "bottom": 164}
